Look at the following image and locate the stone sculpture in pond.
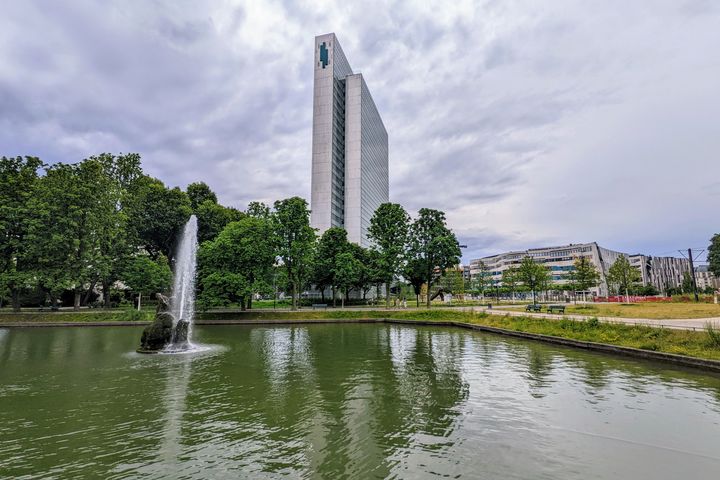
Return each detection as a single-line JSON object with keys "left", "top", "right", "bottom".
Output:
{"left": 137, "top": 215, "right": 198, "bottom": 353}
{"left": 137, "top": 293, "right": 190, "bottom": 353}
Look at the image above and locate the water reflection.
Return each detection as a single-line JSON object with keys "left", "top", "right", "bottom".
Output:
{"left": 1, "top": 324, "right": 720, "bottom": 479}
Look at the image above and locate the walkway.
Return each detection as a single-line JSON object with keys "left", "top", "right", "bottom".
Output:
{"left": 479, "top": 306, "right": 720, "bottom": 331}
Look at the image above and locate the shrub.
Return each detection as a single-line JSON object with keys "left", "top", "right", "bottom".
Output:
{"left": 705, "top": 322, "right": 720, "bottom": 348}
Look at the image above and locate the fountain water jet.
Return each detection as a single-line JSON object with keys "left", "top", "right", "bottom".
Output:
{"left": 138, "top": 215, "right": 199, "bottom": 354}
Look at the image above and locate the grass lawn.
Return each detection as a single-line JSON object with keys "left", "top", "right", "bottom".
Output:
{"left": 562, "top": 302, "right": 720, "bottom": 320}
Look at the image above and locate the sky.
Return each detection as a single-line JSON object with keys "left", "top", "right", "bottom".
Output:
{"left": 1, "top": 0, "right": 719, "bottom": 263}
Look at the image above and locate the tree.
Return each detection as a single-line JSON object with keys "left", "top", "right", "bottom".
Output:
{"left": 681, "top": 271, "right": 694, "bottom": 294}
{"left": 198, "top": 216, "right": 275, "bottom": 310}
{"left": 312, "top": 227, "right": 350, "bottom": 304}
{"left": 607, "top": 255, "right": 641, "bottom": 302}
{"left": 272, "top": 197, "right": 315, "bottom": 310}
{"left": 567, "top": 256, "right": 600, "bottom": 302}
{"left": 334, "top": 251, "right": 361, "bottom": 308}
{"left": 517, "top": 256, "right": 550, "bottom": 305}
{"left": 0, "top": 156, "right": 44, "bottom": 311}
{"left": 404, "top": 257, "right": 426, "bottom": 307}
{"left": 405, "top": 209, "right": 461, "bottom": 308}
{"left": 123, "top": 254, "right": 172, "bottom": 309}
{"left": 130, "top": 176, "right": 193, "bottom": 259}
{"left": 187, "top": 182, "right": 217, "bottom": 211}
{"left": 91, "top": 153, "right": 144, "bottom": 308}
{"left": 501, "top": 267, "right": 519, "bottom": 301}
{"left": 367, "top": 203, "right": 411, "bottom": 307}
{"left": 708, "top": 234, "right": 720, "bottom": 278}
{"left": 246, "top": 201, "right": 271, "bottom": 219}
{"left": 196, "top": 200, "right": 244, "bottom": 243}
{"left": 30, "top": 160, "right": 114, "bottom": 310}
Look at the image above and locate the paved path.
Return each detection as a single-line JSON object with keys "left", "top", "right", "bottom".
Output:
{"left": 479, "top": 307, "right": 720, "bottom": 331}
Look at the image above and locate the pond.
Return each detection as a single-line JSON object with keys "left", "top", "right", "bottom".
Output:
{"left": 1, "top": 324, "right": 719, "bottom": 479}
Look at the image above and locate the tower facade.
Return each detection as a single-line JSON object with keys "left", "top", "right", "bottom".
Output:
{"left": 311, "top": 33, "right": 388, "bottom": 247}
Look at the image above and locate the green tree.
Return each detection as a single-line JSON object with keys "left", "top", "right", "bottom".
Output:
{"left": 91, "top": 153, "right": 144, "bottom": 308}
{"left": 367, "top": 203, "right": 411, "bottom": 307}
{"left": 708, "top": 234, "right": 720, "bottom": 278}
{"left": 123, "top": 254, "right": 172, "bottom": 309}
{"left": 334, "top": 251, "right": 362, "bottom": 308}
{"left": 681, "top": 271, "right": 694, "bottom": 294}
{"left": 567, "top": 256, "right": 601, "bottom": 302}
{"left": 0, "top": 156, "right": 44, "bottom": 311}
{"left": 246, "top": 201, "right": 271, "bottom": 219}
{"left": 130, "top": 176, "right": 192, "bottom": 259}
{"left": 186, "top": 182, "right": 217, "bottom": 211}
{"left": 195, "top": 200, "right": 244, "bottom": 243}
{"left": 517, "top": 256, "right": 550, "bottom": 305}
{"left": 404, "top": 257, "right": 426, "bottom": 307}
{"left": 607, "top": 255, "right": 641, "bottom": 301}
{"left": 501, "top": 266, "right": 519, "bottom": 301}
{"left": 312, "top": 227, "right": 350, "bottom": 304}
{"left": 198, "top": 216, "right": 275, "bottom": 310}
{"left": 405, "top": 209, "right": 462, "bottom": 308}
{"left": 272, "top": 197, "right": 316, "bottom": 310}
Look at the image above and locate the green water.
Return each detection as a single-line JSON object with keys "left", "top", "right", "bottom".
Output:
{"left": 1, "top": 324, "right": 720, "bottom": 479}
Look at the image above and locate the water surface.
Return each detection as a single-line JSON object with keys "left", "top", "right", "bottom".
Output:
{"left": 1, "top": 324, "right": 719, "bottom": 479}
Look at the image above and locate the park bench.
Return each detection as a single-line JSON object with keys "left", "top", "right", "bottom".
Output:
{"left": 525, "top": 304, "right": 542, "bottom": 313}
{"left": 311, "top": 303, "right": 328, "bottom": 310}
{"left": 547, "top": 305, "right": 566, "bottom": 314}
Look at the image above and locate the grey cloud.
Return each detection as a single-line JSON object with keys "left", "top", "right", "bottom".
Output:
{"left": 1, "top": 0, "right": 718, "bottom": 262}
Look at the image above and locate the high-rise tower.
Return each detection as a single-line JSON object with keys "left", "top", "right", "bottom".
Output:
{"left": 310, "top": 33, "right": 389, "bottom": 247}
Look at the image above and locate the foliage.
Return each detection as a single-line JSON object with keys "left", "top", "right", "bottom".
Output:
{"left": 405, "top": 208, "right": 462, "bottom": 307}
{"left": 187, "top": 182, "right": 217, "bottom": 211}
{"left": 607, "top": 255, "right": 641, "bottom": 296}
{"left": 123, "top": 254, "right": 172, "bottom": 297}
{"left": 681, "top": 271, "right": 695, "bottom": 294}
{"left": 334, "top": 251, "right": 362, "bottom": 307}
{"left": 196, "top": 199, "right": 244, "bottom": 243}
{"left": 312, "top": 227, "right": 350, "bottom": 302}
{"left": 367, "top": 203, "right": 411, "bottom": 307}
{"left": 567, "top": 255, "right": 600, "bottom": 294}
{"left": 706, "top": 322, "right": 720, "bottom": 348}
{"left": 198, "top": 216, "right": 276, "bottom": 310}
{"left": 0, "top": 156, "right": 44, "bottom": 311}
{"left": 708, "top": 234, "right": 720, "bottom": 278}
{"left": 517, "top": 256, "right": 550, "bottom": 304}
{"left": 131, "top": 176, "right": 193, "bottom": 260}
{"left": 272, "top": 197, "right": 316, "bottom": 310}
{"left": 500, "top": 266, "right": 519, "bottom": 297}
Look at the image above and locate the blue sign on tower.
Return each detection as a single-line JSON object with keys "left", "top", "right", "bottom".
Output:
{"left": 319, "top": 42, "right": 329, "bottom": 69}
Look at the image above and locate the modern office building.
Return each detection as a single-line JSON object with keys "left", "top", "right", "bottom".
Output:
{"left": 310, "top": 33, "right": 389, "bottom": 247}
{"left": 467, "top": 242, "right": 691, "bottom": 296}
{"left": 695, "top": 265, "right": 720, "bottom": 291}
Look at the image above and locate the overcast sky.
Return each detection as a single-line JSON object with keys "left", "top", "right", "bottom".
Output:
{"left": 2, "top": 0, "right": 719, "bottom": 262}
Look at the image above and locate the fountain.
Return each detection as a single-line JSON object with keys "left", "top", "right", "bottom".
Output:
{"left": 138, "top": 215, "right": 198, "bottom": 354}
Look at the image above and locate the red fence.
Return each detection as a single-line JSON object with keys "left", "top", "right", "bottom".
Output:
{"left": 594, "top": 296, "right": 672, "bottom": 303}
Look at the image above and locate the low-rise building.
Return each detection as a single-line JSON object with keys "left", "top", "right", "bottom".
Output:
{"left": 695, "top": 265, "right": 720, "bottom": 291}
{"left": 468, "top": 242, "right": 690, "bottom": 297}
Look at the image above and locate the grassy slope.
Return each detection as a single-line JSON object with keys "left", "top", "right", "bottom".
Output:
{"left": 3, "top": 308, "right": 720, "bottom": 361}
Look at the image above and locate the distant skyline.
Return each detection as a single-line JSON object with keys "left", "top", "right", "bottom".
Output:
{"left": 1, "top": 1, "right": 718, "bottom": 262}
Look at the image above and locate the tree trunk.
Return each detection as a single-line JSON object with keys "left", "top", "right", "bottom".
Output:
{"left": 292, "top": 281, "right": 298, "bottom": 310}
{"left": 240, "top": 296, "right": 247, "bottom": 311}
{"left": 137, "top": 293, "right": 142, "bottom": 311}
{"left": 386, "top": 282, "right": 391, "bottom": 309}
{"left": 247, "top": 296, "right": 252, "bottom": 310}
{"left": 74, "top": 290, "right": 81, "bottom": 311}
{"left": 320, "top": 289, "right": 325, "bottom": 302}
{"left": 11, "top": 288, "right": 21, "bottom": 312}
{"left": 416, "top": 294, "right": 419, "bottom": 308}
{"left": 332, "top": 287, "right": 336, "bottom": 307}
{"left": 103, "top": 280, "right": 112, "bottom": 309}
{"left": 341, "top": 290, "right": 345, "bottom": 308}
